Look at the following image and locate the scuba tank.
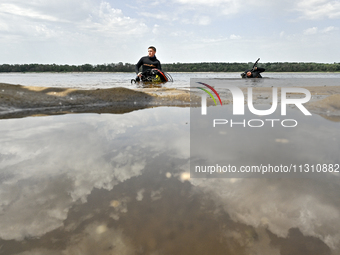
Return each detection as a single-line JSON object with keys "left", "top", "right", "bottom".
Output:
{"left": 131, "top": 68, "right": 173, "bottom": 83}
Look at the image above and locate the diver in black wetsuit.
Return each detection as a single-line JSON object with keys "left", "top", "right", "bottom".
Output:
{"left": 244, "top": 67, "right": 266, "bottom": 78}
{"left": 135, "top": 46, "right": 162, "bottom": 81}
{"left": 241, "top": 58, "right": 266, "bottom": 78}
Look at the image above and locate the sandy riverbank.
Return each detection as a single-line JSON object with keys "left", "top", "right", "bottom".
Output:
{"left": 1, "top": 83, "right": 340, "bottom": 119}
{"left": 0, "top": 83, "right": 196, "bottom": 118}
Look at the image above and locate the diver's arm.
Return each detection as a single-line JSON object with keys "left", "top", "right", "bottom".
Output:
{"left": 135, "top": 58, "right": 143, "bottom": 74}
{"left": 255, "top": 67, "right": 265, "bottom": 73}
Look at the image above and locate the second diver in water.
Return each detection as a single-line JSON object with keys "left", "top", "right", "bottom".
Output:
{"left": 241, "top": 58, "right": 265, "bottom": 78}
{"left": 244, "top": 66, "right": 266, "bottom": 78}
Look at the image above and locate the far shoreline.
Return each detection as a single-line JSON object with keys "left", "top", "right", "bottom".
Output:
{"left": 1, "top": 61, "right": 339, "bottom": 73}
{"left": 1, "top": 71, "right": 340, "bottom": 74}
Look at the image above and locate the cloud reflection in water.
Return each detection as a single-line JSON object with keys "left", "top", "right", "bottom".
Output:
{"left": 0, "top": 106, "right": 339, "bottom": 255}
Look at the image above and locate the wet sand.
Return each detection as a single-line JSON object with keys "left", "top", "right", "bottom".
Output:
{"left": 1, "top": 83, "right": 340, "bottom": 119}
{"left": 0, "top": 83, "right": 196, "bottom": 119}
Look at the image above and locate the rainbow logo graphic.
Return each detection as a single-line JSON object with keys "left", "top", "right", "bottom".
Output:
{"left": 196, "top": 82, "right": 223, "bottom": 106}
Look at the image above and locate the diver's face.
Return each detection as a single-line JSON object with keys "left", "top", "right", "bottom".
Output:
{"left": 247, "top": 71, "right": 252, "bottom": 77}
{"left": 148, "top": 48, "right": 156, "bottom": 57}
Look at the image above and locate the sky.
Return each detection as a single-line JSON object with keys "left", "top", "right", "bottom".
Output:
{"left": 0, "top": 0, "right": 339, "bottom": 65}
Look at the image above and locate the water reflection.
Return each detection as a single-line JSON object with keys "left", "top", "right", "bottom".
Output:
{"left": 190, "top": 105, "right": 340, "bottom": 178}
{"left": 0, "top": 107, "right": 339, "bottom": 255}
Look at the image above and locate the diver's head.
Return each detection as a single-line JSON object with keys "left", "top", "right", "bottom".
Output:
{"left": 148, "top": 46, "right": 156, "bottom": 58}
{"left": 246, "top": 71, "right": 252, "bottom": 77}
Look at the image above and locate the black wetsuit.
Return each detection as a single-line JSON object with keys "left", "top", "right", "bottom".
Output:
{"left": 245, "top": 67, "right": 265, "bottom": 78}
{"left": 135, "top": 56, "right": 162, "bottom": 74}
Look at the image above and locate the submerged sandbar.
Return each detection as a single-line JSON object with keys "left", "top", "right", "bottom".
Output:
{"left": 0, "top": 83, "right": 339, "bottom": 119}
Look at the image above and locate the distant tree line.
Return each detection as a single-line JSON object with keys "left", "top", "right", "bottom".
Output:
{"left": 0, "top": 62, "right": 339, "bottom": 73}
{"left": 163, "top": 62, "right": 340, "bottom": 72}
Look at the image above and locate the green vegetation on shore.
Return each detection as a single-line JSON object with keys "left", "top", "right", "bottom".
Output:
{"left": 0, "top": 62, "right": 340, "bottom": 73}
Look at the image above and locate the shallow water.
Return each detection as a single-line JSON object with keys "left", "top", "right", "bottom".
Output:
{"left": 0, "top": 106, "right": 339, "bottom": 254}
{"left": 0, "top": 72, "right": 339, "bottom": 89}
{"left": 190, "top": 105, "right": 340, "bottom": 179}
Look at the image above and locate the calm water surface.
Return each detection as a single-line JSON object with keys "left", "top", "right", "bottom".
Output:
{"left": 1, "top": 73, "right": 340, "bottom": 254}
{"left": 0, "top": 106, "right": 339, "bottom": 254}
{"left": 0, "top": 72, "right": 339, "bottom": 89}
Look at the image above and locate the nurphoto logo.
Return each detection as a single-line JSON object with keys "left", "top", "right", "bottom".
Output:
{"left": 196, "top": 82, "right": 312, "bottom": 128}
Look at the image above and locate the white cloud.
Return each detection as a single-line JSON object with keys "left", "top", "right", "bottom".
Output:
{"left": 174, "top": 0, "right": 234, "bottom": 6}
{"left": 0, "top": 3, "right": 62, "bottom": 22}
{"left": 172, "top": 0, "right": 242, "bottom": 16}
{"left": 172, "top": 0, "right": 340, "bottom": 20}
{"left": 230, "top": 34, "right": 241, "bottom": 40}
{"left": 197, "top": 36, "right": 228, "bottom": 44}
{"left": 198, "top": 16, "right": 211, "bottom": 25}
{"left": 81, "top": 2, "right": 148, "bottom": 36}
{"left": 303, "top": 26, "right": 338, "bottom": 35}
{"left": 181, "top": 15, "right": 211, "bottom": 25}
{"left": 169, "top": 30, "right": 194, "bottom": 37}
{"left": 0, "top": 1, "right": 148, "bottom": 40}
{"left": 152, "top": 24, "right": 160, "bottom": 34}
{"left": 0, "top": 0, "right": 339, "bottom": 63}
{"left": 0, "top": 20, "right": 9, "bottom": 31}
{"left": 139, "top": 11, "right": 179, "bottom": 21}
{"left": 322, "top": 26, "right": 338, "bottom": 32}
{"left": 295, "top": 0, "right": 340, "bottom": 19}
{"left": 0, "top": 0, "right": 151, "bottom": 63}
{"left": 303, "top": 26, "right": 318, "bottom": 35}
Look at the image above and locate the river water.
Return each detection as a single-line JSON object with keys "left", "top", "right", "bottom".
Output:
{"left": 0, "top": 72, "right": 340, "bottom": 89}
{"left": 0, "top": 73, "right": 339, "bottom": 255}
